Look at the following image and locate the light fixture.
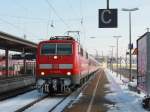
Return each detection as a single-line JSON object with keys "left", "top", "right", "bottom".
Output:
{"left": 67, "top": 72, "right": 71, "bottom": 76}
{"left": 41, "top": 72, "right": 45, "bottom": 76}
{"left": 54, "top": 56, "right": 58, "bottom": 59}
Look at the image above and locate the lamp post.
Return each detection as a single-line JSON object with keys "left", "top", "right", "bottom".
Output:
{"left": 94, "top": 49, "right": 98, "bottom": 58}
{"left": 109, "top": 45, "right": 115, "bottom": 72}
{"left": 113, "top": 36, "right": 122, "bottom": 77}
{"left": 89, "top": 36, "right": 97, "bottom": 58}
{"left": 122, "top": 8, "right": 139, "bottom": 81}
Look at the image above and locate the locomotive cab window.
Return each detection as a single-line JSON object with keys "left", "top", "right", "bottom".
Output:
{"left": 57, "top": 44, "right": 72, "bottom": 55}
{"left": 41, "top": 43, "right": 56, "bottom": 55}
{"left": 41, "top": 43, "right": 72, "bottom": 55}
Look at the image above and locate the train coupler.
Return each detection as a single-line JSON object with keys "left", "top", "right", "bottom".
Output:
{"left": 43, "top": 79, "right": 64, "bottom": 94}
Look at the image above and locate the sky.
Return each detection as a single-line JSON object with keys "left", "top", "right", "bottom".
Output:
{"left": 0, "top": 0, "right": 150, "bottom": 57}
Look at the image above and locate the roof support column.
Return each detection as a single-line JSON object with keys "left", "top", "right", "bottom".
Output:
{"left": 5, "top": 49, "right": 9, "bottom": 77}
{"left": 23, "top": 48, "right": 26, "bottom": 75}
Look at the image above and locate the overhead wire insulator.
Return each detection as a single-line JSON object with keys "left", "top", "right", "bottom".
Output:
{"left": 50, "top": 20, "right": 54, "bottom": 28}
{"left": 81, "top": 18, "right": 83, "bottom": 25}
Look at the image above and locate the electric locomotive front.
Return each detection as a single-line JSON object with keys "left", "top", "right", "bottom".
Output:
{"left": 36, "top": 36, "right": 78, "bottom": 93}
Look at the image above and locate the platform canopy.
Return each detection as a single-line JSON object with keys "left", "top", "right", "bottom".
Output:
{"left": 0, "top": 31, "right": 37, "bottom": 53}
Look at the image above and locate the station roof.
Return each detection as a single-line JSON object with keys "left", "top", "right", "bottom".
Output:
{"left": 0, "top": 31, "right": 37, "bottom": 53}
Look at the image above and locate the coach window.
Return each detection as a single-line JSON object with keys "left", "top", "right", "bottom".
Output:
{"left": 57, "top": 44, "right": 72, "bottom": 55}
{"left": 41, "top": 43, "right": 56, "bottom": 55}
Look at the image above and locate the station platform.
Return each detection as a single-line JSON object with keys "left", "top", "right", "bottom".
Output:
{"left": 0, "top": 75, "right": 36, "bottom": 94}
{"left": 0, "top": 31, "right": 37, "bottom": 95}
{"left": 64, "top": 69, "right": 113, "bottom": 112}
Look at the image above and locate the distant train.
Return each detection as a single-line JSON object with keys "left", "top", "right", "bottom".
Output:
{"left": 0, "top": 57, "right": 33, "bottom": 76}
{"left": 0, "top": 55, "right": 35, "bottom": 76}
{"left": 36, "top": 36, "right": 99, "bottom": 93}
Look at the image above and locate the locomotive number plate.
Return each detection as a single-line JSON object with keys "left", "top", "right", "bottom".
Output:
{"left": 52, "top": 64, "right": 59, "bottom": 69}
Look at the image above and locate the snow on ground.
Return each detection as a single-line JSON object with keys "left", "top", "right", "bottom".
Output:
{"left": 0, "top": 90, "right": 45, "bottom": 112}
{"left": 105, "top": 69, "right": 147, "bottom": 112}
{"left": 51, "top": 89, "right": 82, "bottom": 112}
{"left": 24, "top": 97, "right": 64, "bottom": 112}
{"left": 24, "top": 90, "right": 82, "bottom": 112}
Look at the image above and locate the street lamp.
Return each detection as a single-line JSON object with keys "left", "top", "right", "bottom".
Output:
{"left": 122, "top": 8, "right": 139, "bottom": 81}
{"left": 89, "top": 37, "right": 96, "bottom": 39}
{"left": 113, "top": 36, "right": 122, "bottom": 78}
{"left": 89, "top": 37, "right": 98, "bottom": 58}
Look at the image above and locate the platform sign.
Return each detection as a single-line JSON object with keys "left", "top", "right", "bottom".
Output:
{"left": 98, "top": 9, "right": 118, "bottom": 28}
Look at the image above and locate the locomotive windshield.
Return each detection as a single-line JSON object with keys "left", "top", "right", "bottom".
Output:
{"left": 41, "top": 43, "right": 56, "bottom": 55}
{"left": 57, "top": 44, "right": 72, "bottom": 55}
{"left": 41, "top": 43, "right": 72, "bottom": 55}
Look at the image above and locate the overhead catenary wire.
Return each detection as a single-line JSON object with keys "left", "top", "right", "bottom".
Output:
{"left": 12, "top": 0, "right": 30, "bottom": 14}
{"left": 80, "top": 0, "right": 83, "bottom": 24}
{"left": 66, "top": 0, "right": 80, "bottom": 28}
{"left": 65, "top": 0, "right": 79, "bottom": 30}
{"left": 80, "top": 0, "right": 86, "bottom": 44}
{"left": 0, "top": 14, "right": 48, "bottom": 21}
{"left": 0, "top": 18, "right": 38, "bottom": 40}
{"left": 0, "top": 18, "right": 21, "bottom": 31}
{"left": 0, "top": 14, "right": 85, "bottom": 23}
{"left": 8, "top": 0, "right": 41, "bottom": 40}
{"left": 66, "top": 0, "right": 79, "bottom": 17}
{"left": 1, "top": 0, "right": 86, "bottom": 41}
{"left": 10, "top": 0, "right": 55, "bottom": 41}
{"left": 45, "top": 0, "right": 71, "bottom": 30}
{"left": 46, "top": 0, "right": 53, "bottom": 38}
{"left": 11, "top": 0, "right": 30, "bottom": 36}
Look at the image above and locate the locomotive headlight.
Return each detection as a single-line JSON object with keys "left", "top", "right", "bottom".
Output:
{"left": 54, "top": 56, "right": 58, "bottom": 59}
{"left": 41, "top": 72, "right": 45, "bottom": 76}
{"left": 67, "top": 72, "right": 71, "bottom": 76}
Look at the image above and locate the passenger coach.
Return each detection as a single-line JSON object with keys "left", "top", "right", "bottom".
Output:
{"left": 36, "top": 36, "right": 99, "bottom": 93}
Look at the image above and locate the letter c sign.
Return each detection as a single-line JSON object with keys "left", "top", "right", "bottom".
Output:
{"left": 98, "top": 9, "right": 118, "bottom": 28}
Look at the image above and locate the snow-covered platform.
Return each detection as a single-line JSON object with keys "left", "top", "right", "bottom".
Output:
{"left": 105, "top": 69, "right": 147, "bottom": 112}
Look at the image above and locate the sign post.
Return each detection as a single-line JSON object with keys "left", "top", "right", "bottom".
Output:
{"left": 107, "top": 0, "right": 109, "bottom": 9}
{"left": 98, "top": 0, "right": 118, "bottom": 28}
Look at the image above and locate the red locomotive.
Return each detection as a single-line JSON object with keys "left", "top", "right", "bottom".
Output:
{"left": 36, "top": 36, "right": 99, "bottom": 93}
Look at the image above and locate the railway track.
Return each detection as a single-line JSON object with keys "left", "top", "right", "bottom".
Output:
{"left": 49, "top": 88, "right": 81, "bottom": 112}
{"left": 14, "top": 71, "right": 99, "bottom": 112}
{"left": 51, "top": 71, "right": 99, "bottom": 112}
{"left": 15, "top": 95, "right": 48, "bottom": 112}
{"left": 14, "top": 91, "right": 71, "bottom": 112}
{"left": 14, "top": 88, "right": 79, "bottom": 112}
